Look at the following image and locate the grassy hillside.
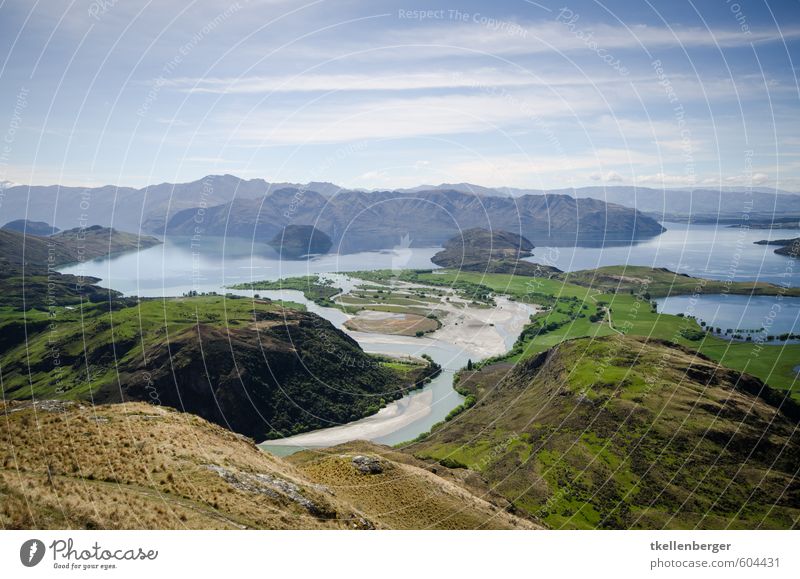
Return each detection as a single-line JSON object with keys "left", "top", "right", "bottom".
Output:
{"left": 0, "top": 401, "right": 534, "bottom": 529}
{"left": 288, "top": 441, "right": 538, "bottom": 529}
{"left": 0, "top": 225, "right": 160, "bottom": 269}
{"left": 50, "top": 224, "right": 161, "bottom": 264}
{"left": 564, "top": 265, "right": 800, "bottom": 297}
{"left": 0, "top": 295, "right": 438, "bottom": 441}
{"left": 408, "top": 336, "right": 800, "bottom": 529}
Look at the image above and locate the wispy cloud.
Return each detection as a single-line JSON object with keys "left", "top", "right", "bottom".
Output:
{"left": 216, "top": 92, "right": 608, "bottom": 145}
{"left": 161, "top": 69, "right": 539, "bottom": 93}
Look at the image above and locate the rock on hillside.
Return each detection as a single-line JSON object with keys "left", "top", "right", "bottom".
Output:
{"left": 288, "top": 441, "right": 540, "bottom": 529}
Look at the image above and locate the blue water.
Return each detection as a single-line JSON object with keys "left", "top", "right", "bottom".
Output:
{"left": 60, "top": 223, "right": 800, "bottom": 295}
{"left": 526, "top": 222, "right": 799, "bottom": 286}
{"left": 59, "top": 236, "right": 441, "bottom": 297}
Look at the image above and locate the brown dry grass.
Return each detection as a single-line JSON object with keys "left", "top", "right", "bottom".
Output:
{"left": 0, "top": 401, "right": 538, "bottom": 530}
{"left": 0, "top": 401, "right": 371, "bottom": 529}
{"left": 289, "top": 441, "right": 541, "bottom": 530}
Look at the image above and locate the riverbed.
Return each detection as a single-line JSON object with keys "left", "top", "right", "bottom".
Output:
{"left": 257, "top": 286, "right": 537, "bottom": 455}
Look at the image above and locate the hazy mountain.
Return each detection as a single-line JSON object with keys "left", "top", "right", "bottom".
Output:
{"left": 0, "top": 175, "right": 353, "bottom": 235}
{"left": 2, "top": 219, "right": 59, "bottom": 236}
{"left": 166, "top": 187, "right": 664, "bottom": 251}
{"left": 3, "top": 174, "right": 800, "bottom": 239}
{"left": 408, "top": 183, "right": 800, "bottom": 221}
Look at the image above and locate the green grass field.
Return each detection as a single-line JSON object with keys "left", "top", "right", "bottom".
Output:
{"left": 0, "top": 295, "right": 289, "bottom": 399}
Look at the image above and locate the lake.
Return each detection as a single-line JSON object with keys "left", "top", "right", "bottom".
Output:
{"left": 59, "top": 235, "right": 442, "bottom": 297}
{"left": 526, "top": 221, "right": 799, "bottom": 286}
{"left": 59, "top": 222, "right": 800, "bottom": 296}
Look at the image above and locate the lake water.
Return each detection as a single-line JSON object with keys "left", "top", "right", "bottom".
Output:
{"left": 59, "top": 222, "right": 800, "bottom": 296}
{"left": 59, "top": 236, "right": 442, "bottom": 298}
{"left": 526, "top": 221, "right": 799, "bottom": 286}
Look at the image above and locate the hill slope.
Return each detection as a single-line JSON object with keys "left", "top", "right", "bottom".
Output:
{"left": 0, "top": 229, "right": 118, "bottom": 308}
{"left": 408, "top": 335, "right": 800, "bottom": 529}
{"left": 0, "top": 225, "right": 160, "bottom": 269}
{"left": 0, "top": 401, "right": 535, "bottom": 529}
{"left": 0, "top": 295, "right": 436, "bottom": 441}
{"left": 49, "top": 225, "right": 161, "bottom": 263}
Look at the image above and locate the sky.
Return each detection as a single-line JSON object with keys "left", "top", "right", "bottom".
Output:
{"left": 0, "top": 0, "right": 799, "bottom": 191}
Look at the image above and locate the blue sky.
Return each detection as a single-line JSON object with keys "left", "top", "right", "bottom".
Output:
{"left": 1, "top": 0, "right": 799, "bottom": 190}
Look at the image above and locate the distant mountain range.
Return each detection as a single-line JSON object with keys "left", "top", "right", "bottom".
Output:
{"left": 397, "top": 183, "right": 800, "bottom": 221}
{"left": 164, "top": 187, "right": 664, "bottom": 251}
{"left": 8, "top": 174, "right": 798, "bottom": 252}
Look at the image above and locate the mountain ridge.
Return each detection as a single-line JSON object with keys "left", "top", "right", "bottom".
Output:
{"left": 1, "top": 176, "right": 668, "bottom": 247}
